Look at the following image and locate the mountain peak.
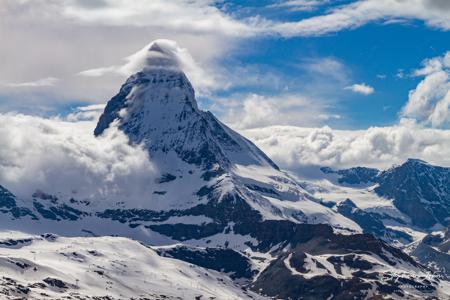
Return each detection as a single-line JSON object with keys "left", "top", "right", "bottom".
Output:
{"left": 126, "top": 39, "right": 185, "bottom": 75}
{"left": 404, "top": 158, "right": 429, "bottom": 166}
{"left": 94, "top": 41, "right": 278, "bottom": 170}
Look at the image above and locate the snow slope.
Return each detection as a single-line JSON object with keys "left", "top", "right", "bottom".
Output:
{"left": 0, "top": 231, "right": 264, "bottom": 300}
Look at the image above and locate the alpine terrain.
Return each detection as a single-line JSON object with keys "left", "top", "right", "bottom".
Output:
{"left": 1, "top": 40, "right": 449, "bottom": 300}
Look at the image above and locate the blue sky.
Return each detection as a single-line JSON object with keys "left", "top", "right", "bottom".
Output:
{"left": 198, "top": 0, "right": 450, "bottom": 129}
{"left": 0, "top": 0, "right": 449, "bottom": 130}
{"left": 214, "top": 20, "right": 449, "bottom": 128}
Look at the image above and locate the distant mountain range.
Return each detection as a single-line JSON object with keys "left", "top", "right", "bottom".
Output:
{"left": 1, "top": 41, "right": 449, "bottom": 300}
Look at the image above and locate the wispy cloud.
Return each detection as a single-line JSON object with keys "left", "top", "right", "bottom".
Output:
{"left": 269, "top": 0, "right": 450, "bottom": 37}
{"left": 268, "top": 0, "right": 330, "bottom": 12}
{"left": 3, "top": 77, "right": 59, "bottom": 88}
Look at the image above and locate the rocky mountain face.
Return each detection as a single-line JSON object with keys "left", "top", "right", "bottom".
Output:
{"left": 321, "top": 159, "right": 450, "bottom": 231}
{"left": 411, "top": 226, "right": 450, "bottom": 279}
{"left": 95, "top": 43, "right": 277, "bottom": 171}
{"left": 375, "top": 159, "right": 450, "bottom": 229}
{"left": 1, "top": 41, "right": 449, "bottom": 299}
{"left": 320, "top": 166, "right": 380, "bottom": 185}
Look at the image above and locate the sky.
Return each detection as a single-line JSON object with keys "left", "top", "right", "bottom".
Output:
{"left": 1, "top": 0, "right": 450, "bottom": 175}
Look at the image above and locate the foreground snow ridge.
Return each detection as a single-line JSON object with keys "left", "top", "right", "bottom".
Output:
{"left": 0, "top": 231, "right": 263, "bottom": 300}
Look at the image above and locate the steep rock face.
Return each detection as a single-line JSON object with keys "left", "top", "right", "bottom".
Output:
{"left": 89, "top": 40, "right": 358, "bottom": 237}
{"left": 0, "top": 185, "right": 36, "bottom": 220}
{"left": 375, "top": 159, "right": 450, "bottom": 228}
{"left": 95, "top": 44, "right": 277, "bottom": 171}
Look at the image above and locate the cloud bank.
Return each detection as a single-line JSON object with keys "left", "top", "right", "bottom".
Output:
{"left": 0, "top": 111, "right": 157, "bottom": 203}
{"left": 2, "top": 107, "right": 450, "bottom": 198}
{"left": 241, "top": 123, "right": 450, "bottom": 171}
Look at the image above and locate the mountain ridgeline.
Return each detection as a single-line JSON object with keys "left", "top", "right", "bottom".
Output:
{"left": 323, "top": 159, "right": 450, "bottom": 229}
{"left": 1, "top": 41, "right": 449, "bottom": 299}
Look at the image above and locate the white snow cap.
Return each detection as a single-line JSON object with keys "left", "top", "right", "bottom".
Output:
{"left": 123, "top": 39, "right": 193, "bottom": 74}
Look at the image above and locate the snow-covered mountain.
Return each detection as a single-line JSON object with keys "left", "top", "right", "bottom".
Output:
{"left": 0, "top": 231, "right": 262, "bottom": 300}
{"left": 1, "top": 40, "right": 450, "bottom": 299}
{"left": 314, "top": 159, "right": 450, "bottom": 242}
{"left": 376, "top": 159, "right": 450, "bottom": 229}
{"left": 0, "top": 40, "right": 359, "bottom": 239}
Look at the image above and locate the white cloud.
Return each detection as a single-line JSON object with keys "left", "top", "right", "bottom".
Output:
{"left": 3, "top": 77, "right": 60, "bottom": 88}
{"left": 65, "top": 104, "right": 106, "bottom": 121}
{"left": 345, "top": 83, "right": 374, "bottom": 95}
{"left": 269, "top": 0, "right": 330, "bottom": 12}
{"left": 215, "top": 93, "right": 339, "bottom": 130}
{"left": 299, "top": 57, "right": 348, "bottom": 82}
{"left": 270, "top": 0, "right": 450, "bottom": 37}
{"left": 0, "top": 112, "right": 157, "bottom": 202}
{"left": 0, "top": 0, "right": 449, "bottom": 119}
{"left": 0, "top": 0, "right": 237, "bottom": 112}
{"left": 44, "top": 0, "right": 450, "bottom": 38}
{"left": 78, "top": 39, "right": 221, "bottom": 94}
{"left": 61, "top": 0, "right": 256, "bottom": 36}
{"left": 241, "top": 123, "right": 450, "bottom": 171}
{"left": 401, "top": 52, "right": 450, "bottom": 127}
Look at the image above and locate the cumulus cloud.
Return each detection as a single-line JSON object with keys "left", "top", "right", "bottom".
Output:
{"left": 345, "top": 83, "right": 374, "bottom": 95}
{"left": 401, "top": 52, "right": 450, "bottom": 127}
{"left": 215, "top": 93, "right": 339, "bottom": 130}
{"left": 241, "top": 124, "right": 450, "bottom": 172}
{"left": 0, "top": 112, "right": 157, "bottom": 204}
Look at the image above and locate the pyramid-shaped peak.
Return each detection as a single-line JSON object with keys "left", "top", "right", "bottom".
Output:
{"left": 122, "top": 39, "right": 187, "bottom": 75}
{"left": 148, "top": 41, "right": 166, "bottom": 54}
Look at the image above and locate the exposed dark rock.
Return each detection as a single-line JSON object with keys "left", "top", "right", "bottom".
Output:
{"left": 147, "top": 223, "right": 224, "bottom": 241}
{"left": 156, "top": 173, "right": 177, "bottom": 184}
{"left": 321, "top": 166, "right": 379, "bottom": 185}
{"left": 43, "top": 277, "right": 68, "bottom": 289}
{"left": 33, "top": 201, "right": 89, "bottom": 221}
{"left": 157, "top": 246, "right": 254, "bottom": 279}
{"left": 336, "top": 199, "right": 413, "bottom": 243}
